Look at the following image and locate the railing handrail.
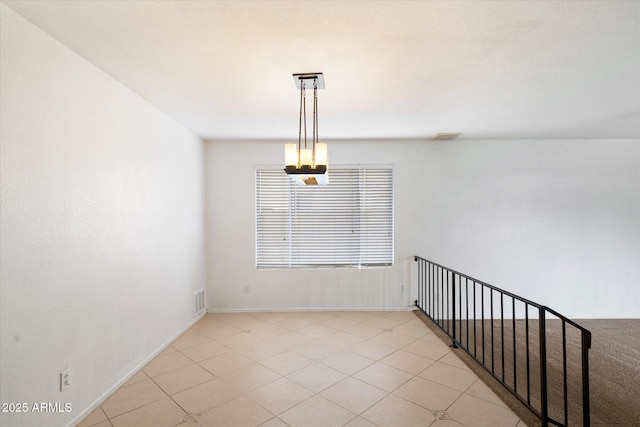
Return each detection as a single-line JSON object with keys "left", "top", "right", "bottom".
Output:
{"left": 414, "top": 256, "right": 592, "bottom": 335}
{"left": 414, "top": 255, "right": 591, "bottom": 427}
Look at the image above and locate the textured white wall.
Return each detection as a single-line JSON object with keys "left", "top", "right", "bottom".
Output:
{"left": 205, "top": 139, "right": 639, "bottom": 318}
{"left": 205, "top": 140, "right": 428, "bottom": 311}
{"left": 418, "top": 139, "right": 640, "bottom": 319}
{"left": 0, "top": 6, "right": 206, "bottom": 427}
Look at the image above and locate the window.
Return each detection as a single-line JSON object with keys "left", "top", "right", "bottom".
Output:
{"left": 256, "top": 166, "right": 393, "bottom": 268}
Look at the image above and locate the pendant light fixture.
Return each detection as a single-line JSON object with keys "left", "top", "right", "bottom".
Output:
{"left": 284, "top": 73, "right": 328, "bottom": 185}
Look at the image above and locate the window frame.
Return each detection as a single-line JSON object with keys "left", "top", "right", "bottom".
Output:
{"left": 255, "top": 165, "right": 394, "bottom": 270}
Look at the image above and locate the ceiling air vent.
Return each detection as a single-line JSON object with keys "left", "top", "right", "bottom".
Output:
{"left": 429, "top": 133, "right": 462, "bottom": 141}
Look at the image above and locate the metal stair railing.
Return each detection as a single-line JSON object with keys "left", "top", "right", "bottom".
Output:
{"left": 414, "top": 256, "right": 591, "bottom": 427}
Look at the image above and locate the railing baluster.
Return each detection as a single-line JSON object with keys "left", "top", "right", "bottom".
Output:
{"left": 421, "top": 259, "right": 425, "bottom": 313}
{"left": 426, "top": 261, "right": 429, "bottom": 316}
{"left": 425, "top": 260, "right": 428, "bottom": 315}
{"left": 482, "top": 285, "right": 485, "bottom": 365}
{"left": 491, "top": 288, "right": 495, "bottom": 374}
{"left": 436, "top": 265, "right": 439, "bottom": 325}
{"left": 540, "top": 307, "right": 549, "bottom": 427}
{"left": 473, "top": 280, "right": 477, "bottom": 358}
{"left": 562, "top": 320, "right": 568, "bottom": 426}
{"left": 526, "top": 303, "right": 530, "bottom": 405}
{"left": 439, "top": 266, "right": 443, "bottom": 327}
{"left": 582, "top": 329, "right": 591, "bottom": 427}
{"left": 417, "top": 257, "right": 422, "bottom": 310}
{"left": 432, "top": 263, "right": 435, "bottom": 319}
{"left": 449, "top": 272, "right": 453, "bottom": 335}
{"left": 452, "top": 273, "right": 457, "bottom": 347}
{"left": 513, "top": 297, "right": 517, "bottom": 394}
{"left": 459, "top": 274, "right": 463, "bottom": 346}
{"left": 428, "top": 262, "right": 432, "bottom": 317}
{"left": 458, "top": 274, "right": 461, "bottom": 344}
{"left": 432, "top": 264, "right": 436, "bottom": 318}
{"left": 465, "top": 277, "right": 469, "bottom": 350}
{"left": 441, "top": 266, "right": 444, "bottom": 330}
{"left": 501, "top": 292, "right": 505, "bottom": 381}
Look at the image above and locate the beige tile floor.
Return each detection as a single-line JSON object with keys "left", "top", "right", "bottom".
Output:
{"left": 77, "top": 311, "right": 528, "bottom": 427}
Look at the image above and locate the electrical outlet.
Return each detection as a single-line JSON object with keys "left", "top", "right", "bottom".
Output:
{"left": 60, "top": 369, "right": 70, "bottom": 392}
{"left": 243, "top": 284, "right": 250, "bottom": 294}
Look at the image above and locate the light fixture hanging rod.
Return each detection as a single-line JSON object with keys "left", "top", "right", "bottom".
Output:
{"left": 298, "top": 82, "right": 304, "bottom": 153}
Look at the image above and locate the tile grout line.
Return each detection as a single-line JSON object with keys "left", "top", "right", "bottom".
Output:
{"left": 80, "top": 311, "right": 524, "bottom": 427}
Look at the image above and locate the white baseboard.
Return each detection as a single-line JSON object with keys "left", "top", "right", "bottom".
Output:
{"left": 206, "top": 306, "right": 414, "bottom": 313}
{"left": 67, "top": 311, "right": 206, "bottom": 427}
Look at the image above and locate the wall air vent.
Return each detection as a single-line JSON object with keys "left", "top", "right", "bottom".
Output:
{"left": 429, "top": 133, "right": 462, "bottom": 141}
{"left": 193, "top": 290, "right": 205, "bottom": 317}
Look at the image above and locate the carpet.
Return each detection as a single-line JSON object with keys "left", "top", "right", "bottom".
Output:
{"left": 414, "top": 311, "right": 640, "bottom": 427}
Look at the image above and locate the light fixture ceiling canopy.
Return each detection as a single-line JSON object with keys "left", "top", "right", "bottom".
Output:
{"left": 293, "top": 73, "right": 325, "bottom": 90}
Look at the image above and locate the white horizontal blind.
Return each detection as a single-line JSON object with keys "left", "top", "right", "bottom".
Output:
{"left": 256, "top": 167, "right": 393, "bottom": 268}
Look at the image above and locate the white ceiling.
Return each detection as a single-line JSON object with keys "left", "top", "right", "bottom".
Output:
{"left": 4, "top": 0, "right": 640, "bottom": 140}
